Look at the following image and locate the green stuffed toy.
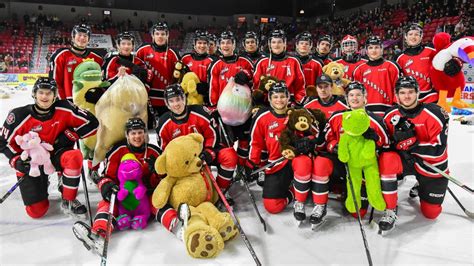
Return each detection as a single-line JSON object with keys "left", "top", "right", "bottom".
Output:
{"left": 337, "top": 109, "right": 386, "bottom": 213}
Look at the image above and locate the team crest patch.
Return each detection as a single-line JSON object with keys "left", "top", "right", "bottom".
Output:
{"left": 6, "top": 113, "right": 15, "bottom": 124}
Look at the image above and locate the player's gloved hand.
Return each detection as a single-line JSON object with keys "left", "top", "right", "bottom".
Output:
{"left": 244, "top": 160, "right": 259, "bottom": 182}
{"left": 84, "top": 87, "right": 106, "bottom": 104}
{"left": 234, "top": 71, "right": 251, "bottom": 86}
{"left": 444, "top": 58, "right": 462, "bottom": 76}
{"left": 10, "top": 155, "right": 30, "bottom": 174}
{"left": 199, "top": 149, "right": 214, "bottom": 165}
{"left": 54, "top": 128, "right": 79, "bottom": 150}
{"left": 100, "top": 179, "right": 119, "bottom": 202}
{"left": 196, "top": 82, "right": 209, "bottom": 95}
{"left": 362, "top": 127, "right": 379, "bottom": 142}
{"left": 145, "top": 155, "right": 157, "bottom": 174}
{"left": 132, "top": 66, "right": 148, "bottom": 83}
{"left": 393, "top": 129, "right": 417, "bottom": 151}
{"left": 294, "top": 137, "right": 315, "bottom": 155}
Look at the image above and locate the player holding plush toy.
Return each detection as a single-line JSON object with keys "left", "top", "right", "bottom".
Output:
{"left": 73, "top": 118, "right": 188, "bottom": 255}
{"left": 334, "top": 35, "right": 367, "bottom": 81}
{"left": 294, "top": 31, "right": 323, "bottom": 87}
{"left": 384, "top": 76, "right": 450, "bottom": 220}
{"left": 0, "top": 77, "right": 98, "bottom": 219}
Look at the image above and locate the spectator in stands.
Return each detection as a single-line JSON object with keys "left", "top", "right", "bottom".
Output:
{"left": 4, "top": 54, "right": 13, "bottom": 68}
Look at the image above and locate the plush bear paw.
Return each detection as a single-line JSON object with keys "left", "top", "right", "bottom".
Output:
{"left": 131, "top": 216, "right": 148, "bottom": 230}
{"left": 211, "top": 212, "right": 238, "bottom": 242}
{"left": 117, "top": 214, "right": 131, "bottom": 231}
{"left": 184, "top": 225, "right": 224, "bottom": 258}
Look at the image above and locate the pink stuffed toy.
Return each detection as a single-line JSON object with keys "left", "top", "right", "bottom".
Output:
{"left": 116, "top": 153, "right": 151, "bottom": 230}
{"left": 14, "top": 131, "right": 55, "bottom": 177}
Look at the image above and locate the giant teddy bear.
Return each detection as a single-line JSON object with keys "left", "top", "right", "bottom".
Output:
{"left": 322, "top": 62, "right": 350, "bottom": 96}
{"left": 337, "top": 109, "right": 386, "bottom": 213}
{"left": 151, "top": 133, "right": 238, "bottom": 258}
{"left": 72, "top": 59, "right": 110, "bottom": 160}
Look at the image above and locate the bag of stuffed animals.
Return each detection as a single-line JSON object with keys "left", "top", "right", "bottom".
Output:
{"left": 217, "top": 78, "right": 252, "bottom": 126}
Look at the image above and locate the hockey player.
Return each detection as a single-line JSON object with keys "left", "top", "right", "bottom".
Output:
{"left": 314, "top": 34, "right": 334, "bottom": 65}
{"left": 312, "top": 82, "right": 399, "bottom": 232}
{"left": 395, "top": 24, "right": 438, "bottom": 103}
{"left": 0, "top": 77, "right": 99, "bottom": 219}
{"left": 73, "top": 117, "right": 189, "bottom": 255}
{"left": 384, "top": 76, "right": 449, "bottom": 220}
{"left": 49, "top": 24, "right": 103, "bottom": 101}
{"left": 156, "top": 84, "right": 238, "bottom": 190}
{"left": 247, "top": 82, "right": 295, "bottom": 214}
{"left": 304, "top": 74, "right": 349, "bottom": 118}
{"left": 241, "top": 31, "right": 265, "bottom": 64}
{"left": 294, "top": 31, "right": 323, "bottom": 87}
{"left": 136, "top": 22, "right": 180, "bottom": 116}
{"left": 353, "top": 36, "right": 401, "bottom": 116}
{"left": 253, "top": 29, "right": 306, "bottom": 104}
{"left": 180, "top": 30, "right": 214, "bottom": 104}
{"left": 207, "top": 33, "right": 219, "bottom": 61}
{"left": 334, "top": 35, "right": 367, "bottom": 81}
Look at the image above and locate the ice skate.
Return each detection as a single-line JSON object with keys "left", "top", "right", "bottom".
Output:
{"left": 310, "top": 204, "right": 327, "bottom": 230}
{"left": 61, "top": 198, "right": 87, "bottom": 219}
{"left": 378, "top": 208, "right": 397, "bottom": 236}
{"left": 409, "top": 182, "right": 419, "bottom": 198}
{"left": 293, "top": 201, "right": 306, "bottom": 226}
{"left": 171, "top": 203, "right": 190, "bottom": 241}
{"left": 72, "top": 221, "right": 105, "bottom": 255}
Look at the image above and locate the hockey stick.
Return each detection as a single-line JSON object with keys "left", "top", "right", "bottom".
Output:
{"left": 423, "top": 161, "right": 474, "bottom": 194}
{"left": 447, "top": 186, "right": 474, "bottom": 219}
{"left": 236, "top": 166, "right": 267, "bottom": 232}
{"left": 250, "top": 157, "right": 285, "bottom": 176}
{"left": 100, "top": 192, "right": 116, "bottom": 266}
{"left": 0, "top": 176, "right": 25, "bottom": 204}
{"left": 77, "top": 141, "right": 93, "bottom": 226}
{"left": 345, "top": 165, "right": 373, "bottom": 266}
{"left": 202, "top": 163, "right": 262, "bottom": 266}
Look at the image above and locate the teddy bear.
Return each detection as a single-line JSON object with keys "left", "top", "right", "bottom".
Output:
{"left": 337, "top": 109, "right": 386, "bottom": 214}
{"left": 116, "top": 153, "right": 151, "bottom": 231}
{"left": 14, "top": 131, "right": 55, "bottom": 177}
{"left": 181, "top": 72, "right": 204, "bottom": 105}
{"left": 279, "top": 108, "right": 326, "bottom": 160}
{"left": 322, "top": 62, "right": 350, "bottom": 96}
{"left": 151, "top": 133, "right": 238, "bottom": 259}
{"left": 430, "top": 32, "right": 474, "bottom": 112}
{"left": 252, "top": 75, "right": 279, "bottom": 113}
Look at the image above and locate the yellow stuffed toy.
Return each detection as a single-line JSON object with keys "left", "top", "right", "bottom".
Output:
{"left": 180, "top": 72, "right": 204, "bottom": 105}
{"left": 322, "top": 62, "right": 350, "bottom": 96}
{"left": 152, "top": 133, "right": 237, "bottom": 258}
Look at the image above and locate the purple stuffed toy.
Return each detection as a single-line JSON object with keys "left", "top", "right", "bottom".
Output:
{"left": 116, "top": 153, "right": 151, "bottom": 230}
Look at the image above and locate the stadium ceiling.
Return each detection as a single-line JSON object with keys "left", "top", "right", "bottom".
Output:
{"left": 12, "top": 0, "right": 378, "bottom": 16}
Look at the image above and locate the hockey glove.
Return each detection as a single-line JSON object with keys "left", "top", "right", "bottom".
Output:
{"left": 196, "top": 82, "right": 209, "bottom": 95}
{"left": 362, "top": 127, "right": 379, "bottom": 142}
{"left": 132, "top": 66, "right": 149, "bottom": 83}
{"left": 244, "top": 160, "right": 259, "bottom": 182}
{"left": 199, "top": 149, "right": 214, "bottom": 165}
{"left": 100, "top": 180, "right": 119, "bottom": 202}
{"left": 84, "top": 87, "right": 106, "bottom": 104}
{"left": 145, "top": 155, "right": 157, "bottom": 174}
{"left": 294, "top": 137, "right": 315, "bottom": 155}
{"left": 54, "top": 129, "right": 79, "bottom": 150}
{"left": 10, "top": 155, "right": 30, "bottom": 174}
{"left": 234, "top": 71, "right": 251, "bottom": 86}
{"left": 443, "top": 58, "right": 462, "bottom": 77}
{"left": 393, "top": 129, "right": 417, "bottom": 151}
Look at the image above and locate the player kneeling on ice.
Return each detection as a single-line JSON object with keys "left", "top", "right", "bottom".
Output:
{"left": 0, "top": 77, "right": 98, "bottom": 219}
{"left": 316, "top": 82, "right": 400, "bottom": 233}
{"left": 246, "top": 82, "right": 296, "bottom": 214}
{"left": 73, "top": 118, "right": 171, "bottom": 255}
{"left": 384, "top": 76, "right": 450, "bottom": 220}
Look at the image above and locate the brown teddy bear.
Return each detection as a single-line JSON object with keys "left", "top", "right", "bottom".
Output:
{"left": 322, "top": 62, "right": 351, "bottom": 95}
{"left": 252, "top": 75, "right": 280, "bottom": 113}
{"left": 279, "top": 108, "right": 326, "bottom": 159}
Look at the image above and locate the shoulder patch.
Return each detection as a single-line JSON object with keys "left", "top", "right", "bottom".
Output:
{"left": 6, "top": 112, "right": 15, "bottom": 125}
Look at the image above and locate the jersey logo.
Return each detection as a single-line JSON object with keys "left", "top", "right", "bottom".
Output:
{"left": 268, "top": 121, "right": 279, "bottom": 130}
{"left": 405, "top": 59, "right": 413, "bottom": 67}
{"left": 377, "top": 68, "right": 387, "bottom": 72}
{"left": 172, "top": 128, "right": 182, "bottom": 138}
{"left": 187, "top": 62, "right": 193, "bottom": 68}
{"left": 31, "top": 124, "right": 43, "bottom": 132}
{"left": 146, "top": 54, "right": 154, "bottom": 59}
{"left": 6, "top": 113, "right": 15, "bottom": 125}
{"left": 67, "top": 59, "right": 77, "bottom": 66}
{"left": 363, "top": 69, "right": 372, "bottom": 76}
{"left": 220, "top": 67, "right": 229, "bottom": 79}
{"left": 344, "top": 65, "right": 349, "bottom": 73}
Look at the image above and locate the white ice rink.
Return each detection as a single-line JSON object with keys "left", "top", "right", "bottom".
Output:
{"left": 0, "top": 88, "right": 472, "bottom": 265}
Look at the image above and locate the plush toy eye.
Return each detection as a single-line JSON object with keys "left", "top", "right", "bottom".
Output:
{"left": 185, "top": 160, "right": 189, "bottom": 165}
{"left": 194, "top": 153, "right": 197, "bottom": 157}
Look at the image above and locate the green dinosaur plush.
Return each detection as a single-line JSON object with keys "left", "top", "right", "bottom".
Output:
{"left": 337, "top": 109, "right": 386, "bottom": 213}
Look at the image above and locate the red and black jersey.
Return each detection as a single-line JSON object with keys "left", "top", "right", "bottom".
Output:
{"left": 396, "top": 46, "right": 438, "bottom": 103}
{"left": 0, "top": 100, "right": 99, "bottom": 160}
{"left": 102, "top": 54, "right": 147, "bottom": 85}
{"left": 181, "top": 53, "right": 214, "bottom": 83}
{"left": 249, "top": 107, "right": 289, "bottom": 174}
{"left": 253, "top": 52, "right": 306, "bottom": 104}
{"left": 101, "top": 141, "right": 161, "bottom": 190}
{"left": 295, "top": 54, "right": 323, "bottom": 87}
{"left": 334, "top": 54, "right": 367, "bottom": 81}
{"left": 49, "top": 48, "right": 103, "bottom": 100}
{"left": 384, "top": 103, "right": 449, "bottom": 178}
{"left": 304, "top": 95, "right": 349, "bottom": 119}
{"left": 156, "top": 105, "right": 218, "bottom": 155}
{"left": 208, "top": 54, "right": 254, "bottom": 106}
{"left": 353, "top": 58, "right": 401, "bottom": 116}
{"left": 136, "top": 43, "right": 180, "bottom": 107}
{"left": 324, "top": 109, "right": 390, "bottom": 153}
{"left": 241, "top": 51, "right": 265, "bottom": 65}
{"left": 314, "top": 52, "right": 333, "bottom": 65}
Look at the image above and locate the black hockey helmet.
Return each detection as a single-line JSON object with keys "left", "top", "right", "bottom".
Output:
{"left": 32, "top": 77, "right": 58, "bottom": 97}
{"left": 296, "top": 31, "right": 313, "bottom": 44}
{"left": 404, "top": 23, "right": 423, "bottom": 37}
{"left": 268, "top": 81, "right": 290, "bottom": 100}
{"left": 116, "top": 32, "right": 135, "bottom": 45}
{"left": 207, "top": 33, "right": 217, "bottom": 44}
{"left": 395, "top": 76, "right": 419, "bottom": 93}
{"left": 125, "top": 117, "right": 146, "bottom": 133}
{"left": 150, "top": 21, "right": 169, "bottom": 35}
{"left": 366, "top": 36, "right": 382, "bottom": 47}
{"left": 71, "top": 24, "right": 91, "bottom": 39}
{"left": 164, "top": 84, "right": 186, "bottom": 102}
{"left": 243, "top": 31, "right": 259, "bottom": 46}
{"left": 219, "top": 31, "right": 236, "bottom": 44}
{"left": 318, "top": 34, "right": 333, "bottom": 45}
{"left": 194, "top": 30, "right": 209, "bottom": 43}
{"left": 268, "top": 29, "right": 287, "bottom": 42}
{"left": 345, "top": 81, "right": 367, "bottom": 95}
